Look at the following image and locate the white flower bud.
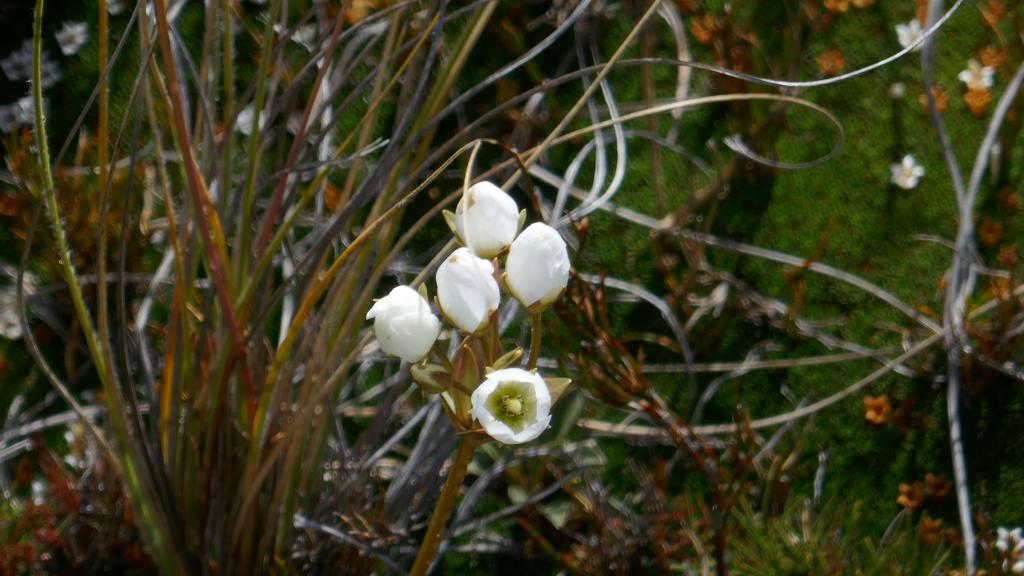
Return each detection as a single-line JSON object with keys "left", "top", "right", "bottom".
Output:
{"left": 505, "top": 223, "right": 570, "bottom": 309}
{"left": 454, "top": 181, "right": 520, "bottom": 258}
{"left": 471, "top": 368, "right": 551, "bottom": 444}
{"left": 365, "top": 285, "right": 440, "bottom": 363}
{"left": 436, "top": 248, "right": 500, "bottom": 333}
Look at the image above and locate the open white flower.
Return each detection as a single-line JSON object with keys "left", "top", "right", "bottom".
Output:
{"left": 890, "top": 154, "right": 924, "bottom": 190}
{"left": 471, "top": 368, "right": 551, "bottom": 444}
{"left": 436, "top": 248, "right": 500, "bottom": 333}
{"left": 454, "top": 181, "right": 520, "bottom": 259}
{"left": 365, "top": 285, "right": 440, "bottom": 363}
{"left": 895, "top": 20, "right": 924, "bottom": 52}
{"left": 505, "top": 223, "right": 570, "bottom": 310}
{"left": 958, "top": 59, "right": 995, "bottom": 91}
{"left": 55, "top": 21, "right": 89, "bottom": 57}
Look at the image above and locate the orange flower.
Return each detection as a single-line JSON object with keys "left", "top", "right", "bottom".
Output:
{"left": 979, "top": 45, "right": 1007, "bottom": 69}
{"left": 998, "top": 188, "right": 1020, "bottom": 211}
{"left": 864, "top": 395, "right": 891, "bottom": 425}
{"left": 898, "top": 482, "right": 924, "bottom": 509}
{"left": 823, "top": 0, "right": 849, "bottom": 13}
{"left": 920, "top": 515, "right": 944, "bottom": 546}
{"left": 919, "top": 87, "right": 948, "bottom": 113}
{"left": 996, "top": 245, "right": 1018, "bottom": 268}
{"left": 964, "top": 88, "right": 991, "bottom": 117}
{"left": 691, "top": 14, "right": 719, "bottom": 45}
{"left": 925, "top": 473, "right": 951, "bottom": 500}
{"left": 816, "top": 50, "right": 846, "bottom": 77}
{"left": 978, "top": 218, "right": 1005, "bottom": 246}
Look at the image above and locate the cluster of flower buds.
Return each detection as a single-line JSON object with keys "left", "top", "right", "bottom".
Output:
{"left": 366, "top": 181, "right": 571, "bottom": 444}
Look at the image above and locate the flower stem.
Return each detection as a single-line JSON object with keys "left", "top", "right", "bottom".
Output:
{"left": 410, "top": 439, "right": 475, "bottom": 576}
{"left": 528, "top": 312, "right": 542, "bottom": 370}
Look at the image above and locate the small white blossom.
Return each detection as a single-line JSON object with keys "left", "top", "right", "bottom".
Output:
{"left": 896, "top": 20, "right": 924, "bottom": 52}
{"left": 957, "top": 59, "right": 995, "bottom": 91}
{"left": 108, "top": 0, "right": 127, "bottom": 15}
{"left": 436, "top": 248, "right": 500, "bottom": 333}
{"left": 471, "top": 368, "right": 551, "bottom": 444}
{"left": 0, "top": 39, "right": 34, "bottom": 81}
{"left": 0, "top": 289, "right": 23, "bottom": 340}
{"left": 0, "top": 105, "right": 20, "bottom": 134}
{"left": 31, "top": 480, "right": 46, "bottom": 505}
{"left": 505, "top": 223, "right": 570, "bottom": 310}
{"left": 55, "top": 21, "right": 89, "bottom": 57}
{"left": 997, "top": 527, "right": 1024, "bottom": 573}
{"left": 366, "top": 285, "right": 441, "bottom": 363}
{"left": 454, "top": 181, "right": 520, "bottom": 259}
{"left": 890, "top": 154, "right": 924, "bottom": 190}
{"left": 235, "top": 104, "right": 266, "bottom": 136}
{"left": 888, "top": 82, "right": 906, "bottom": 99}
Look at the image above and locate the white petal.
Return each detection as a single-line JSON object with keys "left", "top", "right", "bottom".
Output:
{"left": 436, "top": 248, "right": 499, "bottom": 333}
{"left": 506, "top": 223, "right": 571, "bottom": 308}
{"left": 455, "top": 181, "right": 519, "bottom": 258}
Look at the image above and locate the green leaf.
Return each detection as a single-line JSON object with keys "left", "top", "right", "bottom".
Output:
{"left": 544, "top": 377, "right": 573, "bottom": 404}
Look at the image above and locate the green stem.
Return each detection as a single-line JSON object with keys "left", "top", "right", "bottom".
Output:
{"left": 528, "top": 313, "right": 542, "bottom": 370}
{"left": 410, "top": 439, "right": 475, "bottom": 576}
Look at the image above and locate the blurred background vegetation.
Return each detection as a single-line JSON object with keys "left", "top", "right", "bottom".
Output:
{"left": 0, "top": 0, "right": 1022, "bottom": 574}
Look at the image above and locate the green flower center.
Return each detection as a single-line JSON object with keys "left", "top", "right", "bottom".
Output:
{"left": 485, "top": 381, "right": 537, "bottom": 433}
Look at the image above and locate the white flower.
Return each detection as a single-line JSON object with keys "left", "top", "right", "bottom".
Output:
{"left": 505, "top": 223, "right": 570, "bottom": 309}
{"left": 236, "top": 104, "right": 266, "bottom": 136}
{"left": 55, "top": 21, "right": 89, "bottom": 57}
{"left": 436, "top": 248, "right": 500, "bottom": 333}
{"left": 108, "top": 0, "right": 127, "bottom": 15}
{"left": 365, "top": 285, "right": 441, "bottom": 363}
{"left": 31, "top": 480, "right": 46, "bottom": 505}
{"left": 896, "top": 20, "right": 924, "bottom": 52}
{"left": 471, "top": 368, "right": 551, "bottom": 444}
{"left": 454, "top": 181, "right": 520, "bottom": 259}
{"left": 1, "top": 39, "right": 34, "bottom": 81}
{"left": 0, "top": 105, "right": 19, "bottom": 134}
{"left": 890, "top": 154, "right": 924, "bottom": 190}
{"left": 888, "top": 82, "right": 906, "bottom": 99}
{"left": 958, "top": 59, "right": 995, "bottom": 91}
{"left": 0, "top": 289, "right": 23, "bottom": 340}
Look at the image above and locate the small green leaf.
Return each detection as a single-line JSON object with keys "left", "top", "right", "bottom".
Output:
{"left": 539, "top": 501, "right": 571, "bottom": 529}
{"left": 544, "top": 377, "right": 573, "bottom": 404}
{"left": 517, "top": 209, "right": 527, "bottom": 234}
{"left": 491, "top": 348, "right": 524, "bottom": 370}
{"left": 443, "top": 209, "right": 460, "bottom": 239}
{"left": 411, "top": 362, "right": 450, "bottom": 394}
{"left": 507, "top": 485, "right": 528, "bottom": 505}
{"left": 417, "top": 283, "right": 429, "bottom": 301}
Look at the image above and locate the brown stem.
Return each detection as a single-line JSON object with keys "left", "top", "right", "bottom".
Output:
{"left": 409, "top": 439, "right": 476, "bottom": 576}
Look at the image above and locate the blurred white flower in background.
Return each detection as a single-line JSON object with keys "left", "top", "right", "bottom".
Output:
{"left": 108, "top": 0, "right": 127, "bottom": 15}
{"left": 436, "top": 248, "right": 500, "bottom": 333}
{"left": 958, "top": 59, "right": 995, "bottom": 91}
{"left": 997, "top": 527, "right": 1024, "bottom": 574}
{"left": 471, "top": 368, "right": 551, "bottom": 444}
{"left": 895, "top": 20, "right": 924, "bottom": 52}
{"left": 235, "top": 104, "right": 266, "bottom": 136}
{"left": 55, "top": 21, "right": 89, "bottom": 57}
{"left": 890, "top": 154, "right": 925, "bottom": 190}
